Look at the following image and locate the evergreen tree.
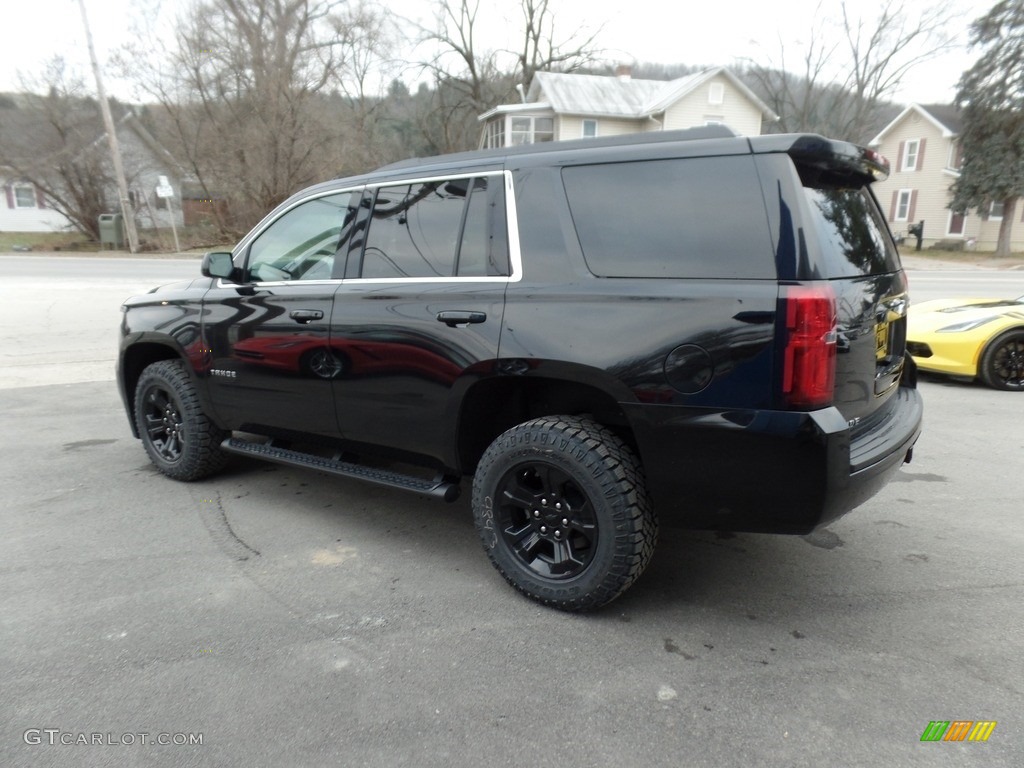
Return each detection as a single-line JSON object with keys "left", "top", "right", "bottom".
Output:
{"left": 952, "top": 0, "right": 1024, "bottom": 256}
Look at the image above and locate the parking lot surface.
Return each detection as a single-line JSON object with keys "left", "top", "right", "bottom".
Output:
{"left": 1, "top": 257, "right": 1021, "bottom": 766}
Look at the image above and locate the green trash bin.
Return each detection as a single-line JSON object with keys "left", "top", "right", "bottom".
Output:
{"left": 98, "top": 213, "right": 125, "bottom": 249}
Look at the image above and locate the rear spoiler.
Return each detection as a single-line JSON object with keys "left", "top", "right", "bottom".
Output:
{"left": 751, "top": 134, "right": 890, "bottom": 184}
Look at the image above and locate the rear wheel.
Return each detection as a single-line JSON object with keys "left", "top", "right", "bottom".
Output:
{"left": 979, "top": 331, "right": 1024, "bottom": 391}
{"left": 134, "top": 360, "right": 229, "bottom": 480}
{"left": 472, "top": 416, "right": 657, "bottom": 611}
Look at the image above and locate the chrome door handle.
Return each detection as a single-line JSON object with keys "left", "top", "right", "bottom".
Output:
{"left": 289, "top": 309, "right": 324, "bottom": 324}
{"left": 436, "top": 311, "right": 486, "bottom": 327}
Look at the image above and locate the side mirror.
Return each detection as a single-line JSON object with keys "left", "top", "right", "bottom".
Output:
{"left": 201, "top": 251, "right": 235, "bottom": 280}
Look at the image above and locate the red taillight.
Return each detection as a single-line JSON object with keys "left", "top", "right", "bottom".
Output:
{"left": 781, "top": 284, "right": 837, "bottom": 408}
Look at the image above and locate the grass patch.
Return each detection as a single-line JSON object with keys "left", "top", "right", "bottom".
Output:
{"left": 0, "top": 227, "right": 233, "bottom": 254}
{"left": 0, "top": 231, "right": 98, "bottom": 252}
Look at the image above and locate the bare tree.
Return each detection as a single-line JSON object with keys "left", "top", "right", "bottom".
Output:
{"left": 414, "top": 0, "right": 602, "bottom": 152}
{"left": 118, "top": 0, "right": 394, "bottom": 234}
{"left": 745, "top": 0, "right": 956, "bottom": 142}
{"left": 514, "top": 0, "right": 601, "bottom": 92}
{"left": 0, "top": 59, "right": 116, "bottom": 240}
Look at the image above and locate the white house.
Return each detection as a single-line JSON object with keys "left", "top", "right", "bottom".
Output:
{"left": 870, "top": 103, "right": 1023, "bottom": 252}
{"left": 0, "top": 104, "right": 185, "bottom": 236}
{"left": 478, "top": 67, "right": 778, "bottom": 148}
{"left": 1, "top": 171, "right": 73, "bottom": 232}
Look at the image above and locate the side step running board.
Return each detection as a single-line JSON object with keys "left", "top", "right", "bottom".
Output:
{"left": 221, "top": 437, "right": 461, "bottom": 502}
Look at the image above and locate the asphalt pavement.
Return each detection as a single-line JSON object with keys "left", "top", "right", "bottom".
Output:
{"left": 1, "top": 254, "right": 1021, "bottom": 767}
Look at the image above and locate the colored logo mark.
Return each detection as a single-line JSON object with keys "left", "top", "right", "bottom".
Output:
{"left": 920, "top": 721, "right": 996, "bottom": 742}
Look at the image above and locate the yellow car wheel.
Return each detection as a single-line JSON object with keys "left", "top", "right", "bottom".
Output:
{"left": 979, "top": 330, "right": 1024, "bottom": 391}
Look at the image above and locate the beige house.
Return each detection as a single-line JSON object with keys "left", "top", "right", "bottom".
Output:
{"left": 870, "top": 103, "right": 1023, "bottom": 252}
{"left": 478, "top": 67, "right": 777, "bottom": 148}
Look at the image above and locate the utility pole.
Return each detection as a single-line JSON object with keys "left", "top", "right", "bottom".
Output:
{"left": 77, "top": 0, "right": 139, "bottom": 253}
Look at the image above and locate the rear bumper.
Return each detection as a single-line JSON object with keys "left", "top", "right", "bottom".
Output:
{"left": 623, "top": 385, "right": 923, "bottom": 534}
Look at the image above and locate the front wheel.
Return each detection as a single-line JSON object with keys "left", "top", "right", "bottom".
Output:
{"left": 979, "top": 330, "right": 1024, "bottom": 391}
{"left": 472, "top": 416, "right": 657, "bottom": 611}
{"left": 134, "top": 360, "right": 229, "bottom": 480}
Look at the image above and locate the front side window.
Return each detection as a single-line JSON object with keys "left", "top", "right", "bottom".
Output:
{"left": 360, "top": 175, "right": 509, "bottom": 279}
{"left": 14, "top": 184, "right": 36, "bottom": 208}
{"left": 246, "top": 192, "right": 357, "bottom": 282}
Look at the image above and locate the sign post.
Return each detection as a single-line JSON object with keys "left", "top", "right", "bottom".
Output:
{"left": 155, "top": 176, "right": 181, "bottom": 253}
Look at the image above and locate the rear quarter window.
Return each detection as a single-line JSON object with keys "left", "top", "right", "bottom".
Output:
{"left": 561, "top": 156, "right": 775, "bottom": 279}
{"left": 803, "top": 185, "right": 901, "bottom": 277}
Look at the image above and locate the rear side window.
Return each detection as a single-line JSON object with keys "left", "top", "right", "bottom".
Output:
{"left": 360, "top": 175, "right": 509, "bottom": 279}
{"left": 803, "top": 186, "right": 901, "bottom": 277}
{"left": 562, "top": 156, "right": 775, "bottom": 279}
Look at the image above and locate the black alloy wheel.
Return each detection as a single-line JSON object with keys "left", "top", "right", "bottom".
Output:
{"left": 304, "top": 348, "right": 346, "bottom": 379}
{"left": 980, "top": 331, "right": 1024, "bottom": 391}
{"left": 493, "top": 461, "right": 599, "bottom": 580}
{"left": 141, "top": 383, "right": 186, "bottom": 464}
{"left": 472, "top": 416, "right": 657, "bottom": 611}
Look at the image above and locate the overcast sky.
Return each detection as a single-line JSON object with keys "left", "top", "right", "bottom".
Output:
{"left": 0, "top": 0, "right": 995, "bottom": 105}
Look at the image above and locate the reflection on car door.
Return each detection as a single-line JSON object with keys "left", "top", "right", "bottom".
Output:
{"left": 330, "top": 174, "right": 510, "bottom": 466}
{"left": 202, "top": 191, "right": 359, "bottom": 437}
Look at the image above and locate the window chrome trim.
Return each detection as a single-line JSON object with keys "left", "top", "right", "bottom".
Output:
{"left": 220, "top": 170, "right": 522, "bottom": 289}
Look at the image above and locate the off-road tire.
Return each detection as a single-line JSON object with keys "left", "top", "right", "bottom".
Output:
{"left": 134, "top": 360, "right": 229, "bottom": 480}
{"left": 472, "top": 416, "right": 657, "bottom": 611}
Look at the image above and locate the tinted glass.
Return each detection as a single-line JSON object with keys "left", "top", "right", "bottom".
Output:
{"left": 362, "top": 181, "right": 465, "bottom": 278}
{"left": 246, "top": 192, "right": 356, "bottom": 282}
{"left": 803, "top": 186, "right": 901, "bottom": 277}
{"left": 359, "top": 176, "right": 509, "bottom": 279}
{"left": 562, "top": 156, "right": 775, "bottom": 279}
{"left": 456, "top": 176, "right": 510, "bottom": 277}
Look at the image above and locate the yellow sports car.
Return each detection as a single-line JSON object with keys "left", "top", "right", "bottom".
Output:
{"left": 907, "top": 296, "right": 1024, "bottom": 390}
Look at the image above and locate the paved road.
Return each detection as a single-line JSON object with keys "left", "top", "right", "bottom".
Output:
{"left": 1, "top": 256, "right": 1022, "bottom": 767}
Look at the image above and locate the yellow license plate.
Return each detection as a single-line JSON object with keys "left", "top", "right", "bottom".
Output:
{"left": 875, "top": 322, "right": 889, "bottom": 360}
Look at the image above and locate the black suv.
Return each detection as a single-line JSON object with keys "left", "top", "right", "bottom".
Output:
{"left": 118, "top": 127, "right": 922, "bottom": 611}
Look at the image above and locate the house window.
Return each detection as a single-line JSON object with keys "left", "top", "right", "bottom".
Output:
{"left": 14, "top": 184, "right": 36, "bottom": 208}
{"left": 582, "top": 119, "right": 598, "bottom": 138}
{"left": 947, "top": 211, "right": 966, "bottom": 236}
{"left": 704, "top": 116, "right": 724, "bottom": 126}
{"left": 895, "top": 189, "right": 914, "bottom": 221}
{"left": 901, "top": 139, "right": 921, "bottom": 171}
{"left": 948, "top": 141, "right": 963, "bottom": 170}
{"left": 510, "top": 116, "right": 554, "bottom": 146}
{"left": 482, "top": 119, "right": 505, "bottom": 149}
{"left": 708, "top": 83, "right": 724, "bottom": 105}
{"left": 989, "top": 201, "right": 1004, "bottom": 220}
